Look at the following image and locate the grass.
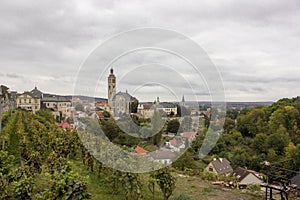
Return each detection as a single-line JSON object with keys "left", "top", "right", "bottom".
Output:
{"left": 71, "top": 159, "right": 261, "bottom": 200}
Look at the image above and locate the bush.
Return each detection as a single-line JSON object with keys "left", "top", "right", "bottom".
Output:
{"left": 172, "top": 193, "right": 194, "bottom": 200}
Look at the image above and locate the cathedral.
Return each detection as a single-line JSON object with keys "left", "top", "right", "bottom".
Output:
{"left": 107, "top": 68, "right": 137, "bottom": 116}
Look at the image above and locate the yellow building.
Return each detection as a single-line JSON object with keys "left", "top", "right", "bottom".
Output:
{"left": 16, "top": 92, "right": 41, "bottom": 113}
{"left": 42, "top": 95, "right": 71, "bottom": 118}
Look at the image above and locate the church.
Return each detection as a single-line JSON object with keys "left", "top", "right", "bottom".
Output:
{"left": 107, "top": 68, "right": 137, "bottom": 116}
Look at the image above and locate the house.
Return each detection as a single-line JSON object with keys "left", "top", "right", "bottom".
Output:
{"left": 137, "top": 103, "right": 154, "bottom": 119}
{"left": 291, "top": 174, "right": 300, "bottom": 197}
{"left": 181, "top": 132, "right": 197, "bottom": 143}
{"left": 147, "top": 150, "right": 176, "bottom": 165}
{"left": 16, "top": 87, "right": 42, "bottom": 114}
{"left": 165, "top": 138, "right": 186, "bottom": 152}
{"left": 233, "top": 167, "right": 263, "bottom": 187}
{"left": 205, "top": 158, "right": 233, "bottom": 175}
{"left": 42, "top": 95, "right": 71, "bottom": 118}
{"left": 152, "top": 99, "right": 177, "bottom": 116}
{"left": 94, "top": 101, "right": 109, "bottom": 111}
{"left": 134, "top": 146, "right": 148, "bottom": 155}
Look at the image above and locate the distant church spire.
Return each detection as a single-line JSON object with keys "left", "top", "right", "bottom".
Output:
{"left": 180, "top": 95, "right": 185, "bottom": 107}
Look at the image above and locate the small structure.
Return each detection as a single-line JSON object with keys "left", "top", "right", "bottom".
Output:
{"left": 134, "top": 146, "right": 148, "bottom": 155}
{"left": 181, "top": 132, "right": 197, "bottom": 143}
{"left": 147, "top": 150, "right": 176, "bottom": 165}
{"left": 205, "top": 158, "right": 233, "bottom": 175}
{"left": 291, "top": 174, "right": 300, "bottom": 197}
{"left": 58, "top": 121, "right": 73, "bottom": 129}
{"left": 233, "top": 167, "right": 263, "bottom": 187}
{"left": 165, "top": 138, "right": 185, "bottom": 152}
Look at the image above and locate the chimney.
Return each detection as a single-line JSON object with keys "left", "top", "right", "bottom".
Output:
{"left": 219, "top": 158, "right": 223, "bottom": 163}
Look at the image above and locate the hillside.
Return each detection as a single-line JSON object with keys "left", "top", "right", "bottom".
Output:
{"left": 0, "top": 109, "right": 264, "bottom": 200}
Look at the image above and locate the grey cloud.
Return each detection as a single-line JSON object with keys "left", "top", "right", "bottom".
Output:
{"left": 6, "top": 73, "right": 24, "bottom": 79}
{"left": 0, "top": 0, "right": 300, "bottom": 101}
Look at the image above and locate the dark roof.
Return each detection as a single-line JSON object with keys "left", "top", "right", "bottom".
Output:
{"left": 210, "top": 158, "right": 233, "bottom": 174}
{"left": 148, "top": 150, "right": 176, "bottom": 160}
{"left": 153, "top": 102, "right": 176, "bottom": 108}
{"left": 30, "top": 86, "right": 43, "bottom": 98}
{"left": 42, "top": 95, "right": 70, "bottom": 102}
{"left": 112, "top": 91, "right": 137, "bottom": 101}
{"left": 233, "top": 167, "right": 261, "bottom": 182}
{"left": 18, "top": 91, "right": 38, "bottom": 99}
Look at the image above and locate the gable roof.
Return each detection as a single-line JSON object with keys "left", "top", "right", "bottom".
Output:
{"left": 42, "top": 95, "right": 70, "bottom": 102}
{"left": 210, "top": 158, "right": 233, "bottom": 174}
{"left": 233, "top": 167, "right": 261, "bottom": 182}
{"left": 135, "top": 146, "right": 148, "bottom": 155}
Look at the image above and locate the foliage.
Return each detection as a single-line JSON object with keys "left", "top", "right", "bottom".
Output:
{"left": 167, "top": 119, "right": 180, "bottom": 134}
{"left": 154, "top": 167, "right": 176, "bottom": 200}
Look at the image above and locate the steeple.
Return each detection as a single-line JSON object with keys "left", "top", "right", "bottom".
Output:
{"left": 108, "top": 68, "right": 116, "bottom": 108}
{"left": 180, "top": 95, "right": 185, "bottom": 107}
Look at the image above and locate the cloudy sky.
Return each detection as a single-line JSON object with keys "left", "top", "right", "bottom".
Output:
{"left": 1, "top": 0, "right": 300, "bottom": 102}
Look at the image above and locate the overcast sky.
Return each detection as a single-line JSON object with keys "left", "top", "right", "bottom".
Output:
{"left": 1, "top": 0, "right": 300, "bottom": 102}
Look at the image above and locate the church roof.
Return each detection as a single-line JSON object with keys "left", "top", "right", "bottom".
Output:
{"left": 112, "top": 91, "right": 137, "bottom": 101}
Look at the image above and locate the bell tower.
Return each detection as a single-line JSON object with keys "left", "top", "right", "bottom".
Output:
{"left": 108, "top": 68, "right": 116, "bottom": 108}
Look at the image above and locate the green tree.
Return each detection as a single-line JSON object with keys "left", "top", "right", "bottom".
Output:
{"left": 167, "top": 119, "right": 180, "bottom": 134}
{"left": 266, "top": 125, "right": 290, "bottom": 155}
{"left": 75, "top": 103, "right": 84, "bottom": 112}
{"left": 130, "top": 100, "right": 139, "bottom": 113}
{"left": 154, "top": 167, "right": 176, "bottom": 200}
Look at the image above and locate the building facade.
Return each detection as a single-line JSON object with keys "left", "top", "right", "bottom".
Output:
{"left": 112, "top": 91, "right": 137, "bottom": 116}
{"left": 42, "top": 95, "right": 72, "bottom": 118}
{"left": 16, "top": 92, "right": 41, "bottom": 114}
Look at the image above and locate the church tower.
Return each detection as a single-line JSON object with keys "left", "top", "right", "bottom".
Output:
{"left": 180, "top": 95, "right": 185, "bottom": 107}
{"left": 108, "top": 68, "right": 116, "bottom": 108}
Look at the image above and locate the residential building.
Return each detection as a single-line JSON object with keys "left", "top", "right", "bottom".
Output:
{"left": 205, "top": 158, "right": 233, "bottom": 175}
{"left": 134, "top": 146, "right": 148, "bottom": 155}
{"left": 137, "top": 103, "right": 154, "bottom": 119}
{"left": 152, "top": 101, "right": 177, "bottom": 116}
{"left": 42, "top": 95, "right": 71, "bottom": 118}
{"left": 233, "top": 167, "right": 263, "bottom": 187}
{"left": 16, "top": 87, "right": 42, "bottom": 114}
{"left": 147, "top": 150, "right": 176, "bottom": 165}
{"left": 181, "top": 132, "right": 198, "bottom": 143}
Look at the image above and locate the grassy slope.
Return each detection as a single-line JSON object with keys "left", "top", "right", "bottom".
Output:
{"left": 71, "top": 159, "right": 260, "bottom": 200}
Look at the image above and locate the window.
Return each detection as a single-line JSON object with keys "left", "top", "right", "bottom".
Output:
{"left": 29, "top": 99, "right": 31, "bottom": 104}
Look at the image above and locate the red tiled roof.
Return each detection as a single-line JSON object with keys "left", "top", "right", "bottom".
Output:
{"left": 58, "top": 122, "right": 73, "bottom": 129}
{"left": 170, "top": 139, "right": 177, "bottom": 146}
{"left": 96, "top": 111, "right": 105, "bottom": 118}
{"left": 182, "top": 132, "right": 197, "bottom": 138}
{"left": 135, "top": 146, "right": 148, "bottom": 155}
